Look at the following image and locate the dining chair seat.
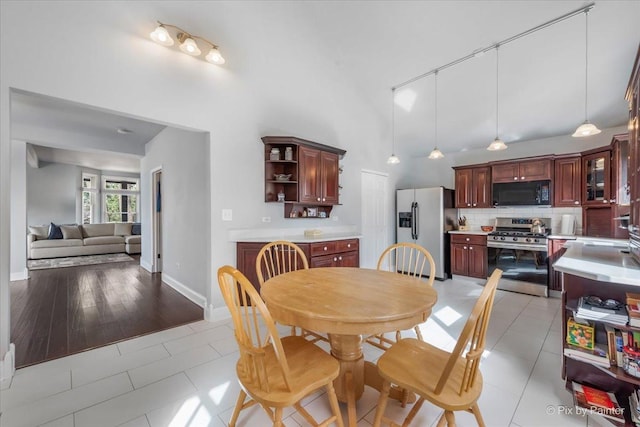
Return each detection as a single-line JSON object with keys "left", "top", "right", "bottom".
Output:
{"left": 372, "top": 269, "right": 503, "bottom": 427}
{"left": 218, "top": 265, "right": 343, "bottom": 427}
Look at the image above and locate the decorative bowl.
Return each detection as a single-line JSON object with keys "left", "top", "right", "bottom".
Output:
{"left": 274, "top": 174, "right": 291, "bottom": 181}
{"left": 481, "top": 225, "right": 494, "bottom": 232}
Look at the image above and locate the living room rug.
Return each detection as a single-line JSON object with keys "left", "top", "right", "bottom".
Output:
{"left": 28, "top": 253, "right": 134, "bottom": 270}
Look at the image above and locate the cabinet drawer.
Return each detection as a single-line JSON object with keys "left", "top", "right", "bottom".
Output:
{"left": 310, "top": 241, "right": 337, "bottom": 256}
{"left": 336, "top": 239, "right": 359, "bottom": 252}
{"left": 450, "top": 234, "right": 487, "bottom": 245}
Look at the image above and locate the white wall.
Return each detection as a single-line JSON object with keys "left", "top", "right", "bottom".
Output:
{"left": 27, "top": 162, "right": 78, "bottom": 226}
{"left": 399, "top": 125, "right": 628, "bottom": 190}
{"left": 141, "top": 127, "right": 210, "bottom": 304}
{"left": 0, "top": 2, "right": 418, "bottom": 357}
{"left": 10, "top": 141, "right": 27, "bottom": 281}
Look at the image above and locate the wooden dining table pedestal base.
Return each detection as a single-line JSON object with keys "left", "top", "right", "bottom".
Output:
{"left": 261, "top": 267, "right": 437, "bottom": 427}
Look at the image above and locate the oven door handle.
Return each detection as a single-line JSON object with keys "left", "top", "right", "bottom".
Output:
{"left": 487, "top": 242, "right": 547, "bottom": 252}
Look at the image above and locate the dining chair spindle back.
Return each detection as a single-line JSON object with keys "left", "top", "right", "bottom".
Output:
{"left": 217, "top": 265, "right": 344, "bottom": 427}
{"left": 366, "top": 242, "right": 436, "bottom": 349}
{"left": 372, "top": 268, "right": 503, "bottom": 427}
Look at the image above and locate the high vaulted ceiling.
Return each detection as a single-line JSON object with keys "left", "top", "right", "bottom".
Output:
{"left": 8, "top": 1, "right": 640, "bottom": 164}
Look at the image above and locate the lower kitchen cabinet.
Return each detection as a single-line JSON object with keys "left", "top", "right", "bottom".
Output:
{"left": 547, "top": 238, "right": 569, "bottom": 292}
{"left": 450, "top": 234, "right": 487, "bottom": 279}
{"left": 236, "top": 238, "right": 359, "bottom": 291}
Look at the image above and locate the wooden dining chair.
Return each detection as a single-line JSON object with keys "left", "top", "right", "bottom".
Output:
{"left": 218, "top": 265, "right": 344, "bottom": 427}
{"left": 256, "top": 240, "right": 327, "bottom": 343}
{"left": 366, "top": 242, "right": 436, "bottom": 350}
{"left": 371, "top": 269, "right": 503, "bottom": 427}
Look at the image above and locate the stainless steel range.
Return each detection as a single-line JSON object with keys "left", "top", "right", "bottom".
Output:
{"left": 487, "top": 217, "right": 550, "bottom": 297}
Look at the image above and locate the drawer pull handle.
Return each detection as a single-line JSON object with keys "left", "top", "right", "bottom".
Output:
{"left": 465, "top": 238, "right": 470, "bottom": 241}
{"left": 338, "top": 256, "right": 342, "bottom": 261}
{"left": 463, "top": 246, "right": 468, "bottom": 250}
{"left": 333, "top": 257, "right": 337, "bottom": 262}
{"left": 347, "top": 244, "right": 351, "bottom": 248}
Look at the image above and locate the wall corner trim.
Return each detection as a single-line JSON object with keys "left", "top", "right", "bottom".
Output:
{"left": 0, "top": 343, "right": 16, "bottom": 390}
{"left": 140, "top": 260, "right": 153, "bottom": 273}
{"left": 10, "top": 268, "right": 28, "bottom": 282}
{"left": 162, "top": 273, "right": 207, "bottom": 308}
{"left": 205, "top": 304, "right": 230, "bottom": 322}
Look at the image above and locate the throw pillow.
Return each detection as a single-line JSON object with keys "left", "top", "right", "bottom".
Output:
{"left": 60, "top": 225, "right": 82, "bottom": 240}
{"left": 48, "top": 222, "right": 63, "bottom": 240}
{"left": 131, "top": 223, "right": 141, "bottom": 235}
{"left": 114, "top": 223, "right": 132, "bottom": 236}
{"left": 28, "top": 225, "right": 49, "bottom": 240}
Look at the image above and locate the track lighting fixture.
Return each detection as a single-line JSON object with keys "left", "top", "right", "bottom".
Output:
{"left": 572, "top": 10, "right": 600, "bottom": 137}
{"left": 387, "top": 88, "right": 400, "bottom": 165}
{"left": 150, "top": 21, "right": 225, "bottom": 65}
{"left": 429, "top": 70, "right": 444, "bottom": 159}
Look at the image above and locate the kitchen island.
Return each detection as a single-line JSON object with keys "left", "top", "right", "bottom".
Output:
{"left": 555, "top": 239, "right": 640, "bottom": 426}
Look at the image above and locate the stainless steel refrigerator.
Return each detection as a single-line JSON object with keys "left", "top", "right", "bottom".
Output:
{"left": 396, "top": 187, "right": 456, "bottom": 280}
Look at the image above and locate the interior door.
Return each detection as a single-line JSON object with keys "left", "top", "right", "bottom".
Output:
{"left": 360, "top": 170, "right": 390, "bottom": 268}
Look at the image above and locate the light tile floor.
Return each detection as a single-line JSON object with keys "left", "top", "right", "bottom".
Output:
{"left": 0, "top": 278, "right": 616, "bottom": 426}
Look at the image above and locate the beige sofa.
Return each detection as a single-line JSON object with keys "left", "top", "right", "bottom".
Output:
{"left": 28, "top": 223, "right": 141, "bottom": 259}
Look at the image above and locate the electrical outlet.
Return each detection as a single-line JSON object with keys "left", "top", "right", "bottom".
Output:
{"left": 222, "top": 209, "right": 233, "bottom": 221}
{"left": 262, "top": 216, "right": 271, "bottom": 223}
{"left": 332, "top": 215, "right": 339, "bottom": 222}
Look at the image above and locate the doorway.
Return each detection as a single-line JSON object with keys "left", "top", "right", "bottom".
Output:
{"left": 360, "top": 170, "right": 391, "bottom": 268}
{"left": 152, "top": 168, "right": 163, "bottom": 273}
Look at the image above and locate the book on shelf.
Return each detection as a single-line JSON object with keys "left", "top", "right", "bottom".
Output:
{"left": 629, "top": 389, "right": 640, "bottom": 426}
{"left": 576, "top": 297, "right": 628, "bottom": 325}
{"left": 564, "top": 344, "right": 610, "bottom": 367}
{"left": 605, "top": 325, "right": 618, "bottom": 366}
{"left": 572, "top": 382, "right": 625, "bottom": 422}
{"left": 628, "top": 302, "right": 640, "bottom": 327}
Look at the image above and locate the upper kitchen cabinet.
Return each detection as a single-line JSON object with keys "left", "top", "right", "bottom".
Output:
{"left": 299, "top": 147, "right": 339, "bottom": 205}
{"left": 554, "top": 155, "right": 582, "bottom": 207}
{"left": 491, "top": 158, "right": 552, "bottom": 183}
{"left": 582, "top": 148, "right": 611, "bottom": 206}
{"left": 262, "top": 136, "right": 346, "bottom": 218}
{"left": 454, "top": 166, "right": 491, "bottom": 208}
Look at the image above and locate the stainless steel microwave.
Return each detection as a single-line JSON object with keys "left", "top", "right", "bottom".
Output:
{"left": 492, "top": 180, "right": 551, "bottom": 207}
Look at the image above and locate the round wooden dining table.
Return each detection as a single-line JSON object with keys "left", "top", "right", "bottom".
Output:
{"left": 261, "top": 267, "right": 437, "bottom": 427}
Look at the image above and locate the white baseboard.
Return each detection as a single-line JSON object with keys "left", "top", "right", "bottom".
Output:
{"left": 140, "top": 259, "right": 153, "bottom": 273}
{"left": 162, "top": 273, "right": 207, "bottom": 308}
{"left": 0, "top": 344, "right": 16, "bottom": 390}
{"left": 10, "top": 268, "right": 28, "bottom": 281}
{"left": 205, "top": 304, "right": 231, "bottom": 322}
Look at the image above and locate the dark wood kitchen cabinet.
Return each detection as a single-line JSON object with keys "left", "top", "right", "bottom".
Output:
{"left": 262, "top": 136, "right": 345, "bottom": 218}
{"left": 492, "top": 158, "right": 552, "bottom": 183}
{"left": 454, "top": 166, "right": 491, "bottom": 208}
{"left": 299, "top": 146, "right": 339, "bottom": 205}
{"left": 547, "top": 238, "right": 569, "bottom": 292}
{"left": 627, "top": 44, "right": 639, "bottom": 240}
{"left": 582, "top": 149, "right": 612, "bottom": 206}
{"left": 236, "top": 238, "right": 359, "bottom": 291}
{"left": 554, "top": 155, "right": 582, "bottom": 207}
{"left": 450, "top": 234, "right": 487, "bottom": 279}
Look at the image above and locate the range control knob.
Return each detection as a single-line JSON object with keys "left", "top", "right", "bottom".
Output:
{"left": 500, "top": 237, "right": 506, "bottom": 241}
{"left": 526, "top": 238, "right": 531, "bottom": 242}
{"left": 534, "top": 238, "right": 540, "bottom": 243}
{"left": 512, "top": 237, "right": 518, "bottom": 241}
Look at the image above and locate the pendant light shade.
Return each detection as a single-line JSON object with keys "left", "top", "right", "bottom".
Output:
{"left": 487, "top": 138, "right": 508, "bottom": 151}
{"left": 573, "top": 10, "right": 600, "bottom": 137}
{"left": 429, "top": 70, "right": 444, "bottom": 160}
{"left": 428, "top": 148, "right": 444, "bottom": 159}
{"left": 150, "top": 24, "right": 174, "bottom": 46}
{"left": 487, "top": 45, "right": 508, "bottom": 151}
{"left": 387, "top": 88, "right": 400, "bottom": 165}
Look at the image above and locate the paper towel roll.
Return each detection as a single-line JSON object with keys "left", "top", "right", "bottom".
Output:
{"left": 560, "top": 214, "right": 576, "bottom": 235}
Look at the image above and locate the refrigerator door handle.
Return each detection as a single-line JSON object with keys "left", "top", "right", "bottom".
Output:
{"left": 414, "top": 202, "right": 419, "bottom": 240}
{"left": 410, "top": 202, "right": 417, "bottom": 240}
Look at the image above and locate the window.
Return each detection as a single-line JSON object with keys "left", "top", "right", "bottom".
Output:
{"left": 102, "top": 176, "right": 140, "bottom": 223}
{"left": 82, "top": 173, "right": 98, "bottom": 224}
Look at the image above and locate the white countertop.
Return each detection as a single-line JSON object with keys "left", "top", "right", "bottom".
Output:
{"left": 448, "top": 230, "right": 492, "bottom": 235}
{"left": 235, "top": 232, "right": 362, "bottom": 243}
{"left": 553, "top": 240, "right": 639, "bottom": 286}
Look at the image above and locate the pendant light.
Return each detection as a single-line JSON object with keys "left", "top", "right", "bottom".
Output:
{"left": 572, "top": 9, "right": 601, "bottom": 137}
{"left": 387, "top": 88, "right": 400, "bottom": 165}
{"left": 428, "top": 70, "right": 444, "bottom": 159}
{"left": 487, "top": 45, "right": 508, "bottom": 151}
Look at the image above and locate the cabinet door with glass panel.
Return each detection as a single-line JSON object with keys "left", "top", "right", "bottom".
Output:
{"left": 582, "top": 150, "right": 611, "bottom": 206}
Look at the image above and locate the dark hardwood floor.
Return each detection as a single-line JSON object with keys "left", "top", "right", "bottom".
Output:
{"left": 10, "top": 257, "right": 203, "bottom": 368}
